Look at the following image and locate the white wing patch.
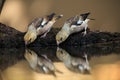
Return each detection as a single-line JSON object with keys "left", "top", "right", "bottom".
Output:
{"left": 77, "top": 17, "right": 83, "bottom": 24}
{"left": 77, "top": 19, "right": 83, "bottom": 24}
{"left": 41, "top": 18, "right": 47, "bottom": 26}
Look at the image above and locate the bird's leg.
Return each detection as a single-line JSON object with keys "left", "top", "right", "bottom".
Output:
{"left": 41, "top": 54, "right": 48, "bottom": 59}
{"left": 83, "top": 53, "right": 90, "bottom": 70}
{"left": 41, "top": 54, "right": 52, "bottom": 62}
{"left": 78, "top": 65, "right": 84, "bottom": 73}
{"left": 41, "top": 29, "right": 51, "bottom": 38}
{"left": 83, "top": 26, "right": 88, "bottom": 36}
{"left": 84, "top": 54, "right": 88, "bottom": 64}
{"left": 40, "top": 32, "right": 48, "bottom": 38}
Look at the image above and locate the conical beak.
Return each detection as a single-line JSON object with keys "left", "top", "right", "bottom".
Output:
{"left": 56, "top": 41, "right": 60, "bottom": 46}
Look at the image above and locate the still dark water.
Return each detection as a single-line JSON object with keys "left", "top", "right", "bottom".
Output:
{"left": 0, "top": 45, "right": 120, "bottom": 80}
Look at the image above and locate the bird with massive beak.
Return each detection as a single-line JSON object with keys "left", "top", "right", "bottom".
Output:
{"left": 24, "top": 13, "right": 63, "bottom": 45}
{"left": 56, "top": 12, "right": 94, "bottom": 45}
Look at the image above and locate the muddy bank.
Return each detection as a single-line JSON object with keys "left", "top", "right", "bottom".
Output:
{"left": 0, "top": 23, "right": 120, "bottom": 48}
{"left": 0, "top": 44, "right": 120, "bottom": 71}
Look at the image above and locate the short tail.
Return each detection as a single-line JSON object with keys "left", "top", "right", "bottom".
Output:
{"left": 47, "top": 13, "right": 56, "bottom": 21}
{"left": 80, "top": 12, "right": 90, "bottom": 21}
{"left": 55, "top": 14, "right": 63, "bottom": 20}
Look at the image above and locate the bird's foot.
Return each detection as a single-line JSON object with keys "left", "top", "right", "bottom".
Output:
{"left": 42, "top": 54, "right": 52, "bottom": 62}
{"left": 40, "top": 34, "right": 47, "bottom": 38}
{"left": 83, "top": 53, "right": 90, "bottom": 70}
{"left": 83, "top": 53, "right": 87, "bottom": 59}
{"left": 83, "top": 31, "right": 87, "bottom": 36}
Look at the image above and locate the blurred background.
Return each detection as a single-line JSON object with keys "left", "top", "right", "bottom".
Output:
{"left": 0, "top": 0, "right": 120, "bottom": 32}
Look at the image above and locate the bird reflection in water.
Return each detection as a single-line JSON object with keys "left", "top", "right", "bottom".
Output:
{"left": 56, "top": 47, "right": 90, "bottom": 74}
{"left": 24, "top": 49, "right": 60, "bottom": 76}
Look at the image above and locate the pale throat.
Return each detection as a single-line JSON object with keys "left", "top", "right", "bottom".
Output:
{"left": 61, "top": 29, "right": 70, "bottom": 36}
{"left": 62, "top": 23, "right": 70, "bottom": 35}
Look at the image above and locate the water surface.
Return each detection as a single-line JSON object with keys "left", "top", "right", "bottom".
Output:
{"left": 0, "top": 45, "right": 120, "bottom": 80}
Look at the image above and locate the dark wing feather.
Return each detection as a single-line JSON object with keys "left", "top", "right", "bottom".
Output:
{"left": 47, "top": 13, "right": 56, "bottom": 21}
{"left": 40, "top": 13, "right": 56, "bottom": 27}
{"left": 28, "top": 13, "right": 56, "bottom": 29}
{"left": 66, "top": 15, "right": 82, "bottom": 27}
{"left": 28, "top": 18, "right": 43, "bottom": 29}
{"left": 80, "top": 12, "right": 90, "bottom": 21}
